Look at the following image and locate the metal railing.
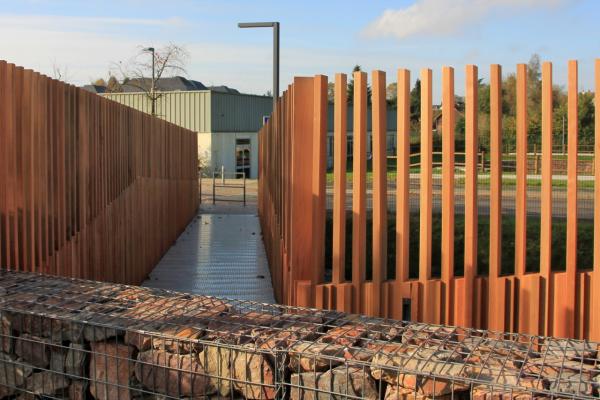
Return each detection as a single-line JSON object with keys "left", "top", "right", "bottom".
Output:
{"left": 212, "top": 167, "right": 247, "bottom": 206}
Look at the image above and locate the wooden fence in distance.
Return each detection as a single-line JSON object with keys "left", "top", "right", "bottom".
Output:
{"left": 0, "top": 60, "right": 199, "bottom": 284}
{"left": 258, "top": 60, "right": 600, "bottom": 340}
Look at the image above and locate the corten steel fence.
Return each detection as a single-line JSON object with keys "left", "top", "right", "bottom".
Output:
{"left": 0, "top": 61, "right": 199, "bottom": 284}
{"left": 258, "top": 61, "right": 600, "bottom": 341}
{"left": 0, "top": 269, "right": 599, "bottom": 399}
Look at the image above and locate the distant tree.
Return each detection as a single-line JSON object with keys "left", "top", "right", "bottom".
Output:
{"left": 410, "top": 79, "right": 421, "bottom": 122}
{"left": 52, "top": 63, "right": 71, "bottom": 82}
{"left": 106, "top": 76, "right": 122, "bottom": 93}
{"left": 327, "top": 82, "right": 335, "bottom": 103}
{"left": 386, "top": 82, "right": 397, "bottom": 107}
{"left": 112, "top": 43, "right": 189, "bottom": 115}
{"left": 347, "top": 65, "right": 371, "bottom": 104}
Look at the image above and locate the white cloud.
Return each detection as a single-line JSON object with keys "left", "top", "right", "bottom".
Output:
{"left": 363, "top": 0, "right": 569, "bottom": 40}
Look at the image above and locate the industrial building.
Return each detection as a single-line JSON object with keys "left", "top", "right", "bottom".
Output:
{"left": 103, "top": 85, "right": 272, "bottom": 179}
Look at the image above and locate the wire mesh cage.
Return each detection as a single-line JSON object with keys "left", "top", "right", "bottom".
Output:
{"left": 0, "top": 269, "right": 597, "bottom": 399}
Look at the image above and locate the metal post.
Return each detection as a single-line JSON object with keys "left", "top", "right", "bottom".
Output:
{"left": 238, "top": 22, "right": 280, "bottom": 112}
{"left": 221, "top": 165, "right": 225, "bottom": 185}
{"left": 243, "top": 171, "right": 246, "bottom": 206}
{"left": 212, "top": 169, "right": 216, "bottom": 205}
{"left": 273, "top": 22, "right": 279, "bottom": 110}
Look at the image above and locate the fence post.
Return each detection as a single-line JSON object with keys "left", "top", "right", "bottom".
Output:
{"left": 352, "top": 71, "right": 368, "bottom": 314}
{"left": 332, "top": 74, "right": 347, "bottom": 286}
{"left": 462, "top": 65, "right": 478, "bottom": 328}
{"left": 289, "top": 77, "right": 316, "bottom": 306}
{"left": 419, "top": 69, "right": 433, "bottom": 322}
{"left": 370, "top": 70, "right": 387, "bottom": 317}
{"left": 488, "top": 64, "right": 505, "bottom": 332}
{"left": 441, "top": 66, "right": 455, "bottom": 325}
{"left": 561, "top": 60, "right": 578, "bottom": 338}
{"left": 311, "top": 75, "right": 327, "bottom": 287}
{"left": 540, "top": 62, "right": 554, "bottom": 336}
{"left": 593, "top": 59, "right": 600, "bottom": 341}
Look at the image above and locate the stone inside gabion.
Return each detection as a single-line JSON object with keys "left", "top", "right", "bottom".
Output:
{"left": 0, "top": 269, "right": 598, "bottom": 399}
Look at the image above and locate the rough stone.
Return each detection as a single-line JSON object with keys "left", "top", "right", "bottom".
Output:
{"left": 232, "top": 344, "right": 276, "bottom": 399}
{"left": 371, "top": 348, "right": 469, "bottom": 396}
{"left": 288, "top": 341, "right": 345, "bottom": 372}
{"left": 318, "top": 324, "right": 367, "bottom": 347}
{"left": 50, "top": 346, "right": 67, "bottom": 372}
{"left": 464, "top": 366, "right": 547, "bottom": 391}
{"left": 198, "top": 345, "right": 235, "bottom": 397}
{"left": 0, "top": 313, "right": 13, "bottom": 353}
{"left": 384, "top": 384, "right": 456, "bottom": 400}
{"left": 7, "top": 310, "right": 84, "bottom": 343}
{"left": 135, "top": 349, "right": 215, "bottom": 398}
{"left": 471, "top": 386, "right": 541, "bottom": 400}
{"left": 25, "top": 370, "right": 70, "bottom": 396}
{"left": 543, "top": 338, "right": 597, "bottom": 360}
{"left": 14, "top": 334, "right": 52, "bottom": 368}
{"left": 290, "top": 366, "right": 379, "bottom": 400}
{"left": 89, "top": 341, "right": 134, "bottom": 400}
{"left": 69, "top": 379, "right": 89, "bottom": 400}
{"left": 125, "top": 326, "right": 204, "bottom": 353}
{"left": 0, "top": 352, "right": 33, "bottom": 398}
{"left": 66, "top": 343, "right": 88, "bottom": 377}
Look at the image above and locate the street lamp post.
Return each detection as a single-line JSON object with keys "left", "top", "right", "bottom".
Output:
{"left": 143, "top": 47, "right": 156, "bottom": 116}
{"left": 237, "top": 22, "right": 280, "bottom": 112}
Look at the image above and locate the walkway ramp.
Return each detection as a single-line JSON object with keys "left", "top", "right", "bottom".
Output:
{"left": 142, "top": 211, "right": 275, "bottom": 303}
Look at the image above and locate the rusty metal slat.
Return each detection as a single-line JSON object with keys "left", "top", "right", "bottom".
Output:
{"left": 540, "top": 62, "right": 554, "bottom": 336}
{"left": 397, "top": 69, "right": 410, "bottom": 283}
{"left": 441, "top": 66, "right": 455, "bottom": 325}
{"left": 561, "top": 60, "right": 578, "bottom": 338}
{"left": 332, "top": 73, "right": 347, "bottom": 286}
{"left": 593, "top": 59, "right": 600, "bottom": 342}
{"left": 371, "top": 70, "right": 387, "bottom": 317}
{"left": 488, "top": 64, "right": 504, "bottom": 332}
{"left": 312, "top": 75, "right": 327, "bottom": 287}
{"left": 419, "top": 69, "right": 433, "bottom": 322}
{"left": 463, "top": 65, "right": 478, "bottom": 328}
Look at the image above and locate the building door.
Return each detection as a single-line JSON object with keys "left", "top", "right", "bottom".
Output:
{"left": 235, "top": 138, "right": 251, "bottom": 178}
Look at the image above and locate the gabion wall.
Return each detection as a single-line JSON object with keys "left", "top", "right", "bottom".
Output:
{"left": 0, "top": 269, "right": 598, "bottom": 399}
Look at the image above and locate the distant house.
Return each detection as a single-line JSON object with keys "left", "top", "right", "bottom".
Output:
{"left": 94, "top": 77, "right": 272, "bottom": 179}
{"left": 81, "top": 84, "right": 106, "bottom": 94}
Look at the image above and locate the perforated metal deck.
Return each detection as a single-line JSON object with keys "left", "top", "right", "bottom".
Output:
{"left": 142, "top": 213, "right": 275, "bottom": 303}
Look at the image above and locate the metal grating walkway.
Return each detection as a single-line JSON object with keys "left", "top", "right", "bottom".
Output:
{"left": 142, "top": 213, "right": 275, "bottom": 303}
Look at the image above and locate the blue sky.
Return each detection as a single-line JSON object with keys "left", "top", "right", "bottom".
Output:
{"left": 1, "top": 0, "right": 599, "bottom": 100}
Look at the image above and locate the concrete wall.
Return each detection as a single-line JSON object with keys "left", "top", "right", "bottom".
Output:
{"left": 210, "top": 131, "right": 259, "bottom": 179}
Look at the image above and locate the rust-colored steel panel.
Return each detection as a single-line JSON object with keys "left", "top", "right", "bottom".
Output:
{"left": 419, "top": 69, "right": 433, "bottom": 322}
{"left": 312, "top": 75, "right": 328, "bottom": 286}
{"left": 593, "top": 59, "right": 600, "bottom": 342}
{"left": 396, "top": 69, "right": 410, "bottom": 283}
{"left": 371, "top": 70, "right": 387, "bottom": 317}
{"left": 462, "top": 65, "right": 478, "bottom": 328}
{"left": 441, "top": 66, "right": 455, "bottom": 325}
{"left": 488, "top": 64, "right": 505, "bottom": 332}
{"left": 257, "top": 62, "right": 597, "bottom": 340}
{"left": 540, "top": 62, "right": 554, "bottom": 336}
{"left": 560, "top": 60, "right": 579, "bottom": 339}
{"left": 332, "top": 74, "right": 347, "bottom": 285}
{"left": 352, "top": 72, "right": 368, "bottom": 314}
{"left": 289, "top": 77, "right": 315, "bottom": 305}
{"left": 0, "top": 60, "right": 198, "bottom": 284}
{"left": 515, "top": 65, "right": 528, "bottom": 278}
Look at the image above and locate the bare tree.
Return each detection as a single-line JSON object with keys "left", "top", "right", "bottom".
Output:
{"left": 52, "top": 62, "right": 71, "bottom": 82}
{"left": 112, "top": 44, "right": 189, "bottom": 116}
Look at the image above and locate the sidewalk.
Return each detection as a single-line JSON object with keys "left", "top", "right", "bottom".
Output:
{"left": 142, "top": 178, "right": 275, "bottom": 303}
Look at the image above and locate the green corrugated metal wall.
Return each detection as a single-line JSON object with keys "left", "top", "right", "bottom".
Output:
{"left": 210, "top": 92, "right": 272, "bottom": 133}
{"left": 105, "top": 90, "right": 272, "bottom": 133}
{"left": 105, "top": 91, "right": 212, "bottom": 133}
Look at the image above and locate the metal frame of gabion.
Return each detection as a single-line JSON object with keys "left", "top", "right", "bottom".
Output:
{"left": 0, "top": 269, "right": 597, "bottom": 400}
